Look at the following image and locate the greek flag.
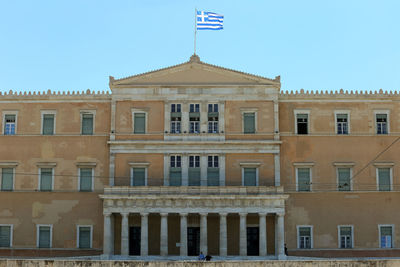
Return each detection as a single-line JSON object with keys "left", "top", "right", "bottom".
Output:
{"left": 196, "top": 11, "right": 223, "bottom": 30}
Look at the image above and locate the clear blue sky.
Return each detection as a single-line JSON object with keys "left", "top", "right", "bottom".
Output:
{"left": 1, "top": 0, "right": 399, "bottom": 92}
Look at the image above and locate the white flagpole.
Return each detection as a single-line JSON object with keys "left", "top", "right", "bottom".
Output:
{"left": 194, "top": 8, "right": 197, "bottom": 55}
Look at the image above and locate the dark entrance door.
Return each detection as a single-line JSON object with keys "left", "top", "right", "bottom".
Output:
{"left": 247, "top": 227, "right": 259, "bottom": 256}
{"left": 187, "top": 227, "right": 200, "bottom": 256}
{"left": 129, "top": 226, "right": 141, "bottom": 255}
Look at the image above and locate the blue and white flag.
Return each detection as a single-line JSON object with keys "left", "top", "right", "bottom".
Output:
{"left": 196, "top": 11, "right": 223, "bottom": 30}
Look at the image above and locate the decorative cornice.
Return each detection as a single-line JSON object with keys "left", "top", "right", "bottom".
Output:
{"left": 0, "top": 89, "right": 111, "bottom": 99}
{"left": 280, "top": 89, "right": 400, "bottom": 98}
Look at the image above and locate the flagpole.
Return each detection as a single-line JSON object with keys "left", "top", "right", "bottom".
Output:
{"left": 194, "top": 8, "right": 197, "bottom": 55}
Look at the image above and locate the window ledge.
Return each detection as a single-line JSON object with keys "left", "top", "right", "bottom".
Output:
{"left": 36, "top": 162, "right": 57, "bottom": 167}
{"left": 373, "top": 162, "right": 395, "bottom": 167}
{"left": 293, "top": 162, "right": 315, "bottom": 166}
{"left": 333, "top": 162, "right": 355, "bottom": 166}
{"left": 129, "top": 162, "right": 150, "bottom": 167}
{"left": 0, "top": 162, "right": 19, "bottom": 167}
{"left": 76, "top": 162, "right": 97, "bottom": 167}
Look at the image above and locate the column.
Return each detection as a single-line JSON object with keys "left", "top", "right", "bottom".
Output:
{"left": 200, "top": 155, "right": 208, "bottom": 186}
{"left": 219, "top": 154, "right": 226, "bottom": 186}
{"left": 180, "top": 213, "right": 188, "bottom": 256}
{"left": 200, "top": 102, "right": 208, "bottom": 133}
{"left": 182, "top": 102, "right": 189, "bottom": 133}
{"left": 239, "top": 213, "right": 247, "bottom": 256}
{"left": 219, "top": 102, "right": 225, "bottom": 134}
{"left": 274, "top": 154, "right": 281, "bottom": 186}
{"left": 200, "top": 213, "right": 208, "bottom": 255}
{"left": 109, "top": 153, "right": 115, "bottom": 186}
{"left": 110, "top": 99, "right": 116, "bottom": 141}
{"left": 164, "top": 102, "right": 170, "bottom": 134}
{"left": 259, "top": 213, "right": 267, "bottom": 256}
{"left": 103, "top": 212, "right": 112, "bottom": 256}
{"left": 182, "top": 154, "right": 189, "bottom": 186}
{"left": 276, "top": 213, "right": 286, "bottom": 260}
{"left": 120, "top": 212, "right": 129, "bottom": 256}
{"left": 163, "top": 154, "right": 169, "bottom": 186}
{"left": 160, "top": 213, "right": 168, "bottom": 256}
{"left": 141, "top": 213, "right": 149, "bottom": 256}
{"left": 219, "top": 213, "right": 228, "bottom": 256}
{"left": 273, "top": 100, "right": 280, "bottom": 141}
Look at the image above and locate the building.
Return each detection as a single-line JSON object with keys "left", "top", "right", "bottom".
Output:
{"left": 0, "top": 55, "right": 399, "bottom": 258}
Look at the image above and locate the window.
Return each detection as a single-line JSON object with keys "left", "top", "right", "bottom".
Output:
{"left": 207, "top": 155, "right": 219, "bottom": 186}
{"left": 0, "top": 225, "right": 12, "bottom": 247}
{"left": 1, "top": 168, "right": 13, "bottom": 191}
{"left": 376, "top": 113, "right": 388, "bottom": 135}
{"left": 379, "top": 225, "right": 393, "bottom": 248}
{"left": 336, "top": 113, "right": 349, "bottom": 135}
{"left": 4, "top": 114, "right": 16, "bottom": 135}
{"left": 297, "top": 168, "right": 311, "bottom": 192}
{"left": 77, "top": 225, "right": 92, "bottom": 249}
{"left": 189, "top": 155, "right": 200, "bottom": 186}
{"left": 79, "top": 168, "right": 93, "bottom": 191}
{"left": 189, "top": 104, "right": 200, "bottom": 134}
{"left": 338, "top": 226, "right": 353, "bottom": 248}
{"left": 298, "top": 226, "right": 312, "bottom": 249}
{"left": 133, "top": 113, "right": 146, "bottom": 134}
{"left": 243, "top": 112, "right": 255, "bottom": 134}
{"left": 37, "top": 225, "right": 52, "bottom": 248}
{"left": 170, "top": 104, "right": 181, "bottom": 134}
{"left": 170, "top": 155, "right": 182, "bottom": 186}
{"left": 296, "top": 114, "right": 308, "bottom": 134}
{"left": 42, "top": 113, "right": 55, "bottom": 135}
{"left": 243, "top": 167, "right": 257, "bottom": 186}
{"left": 208, "top": 104, "right": 219, "bottom": 133}
{"left": 377, "top": 168, "right": 391, "bottom": 191}
{"left": 39, "top": 168, "right": 53, "bottom": 191}
{"left": 337, "top": 168, "right": 351, "bottom": 191}
{"left": 81, "top": 112, "right": 94, "bottom": 135}
{"left": 131, "top": 167, "right": 146, "bottom": 186}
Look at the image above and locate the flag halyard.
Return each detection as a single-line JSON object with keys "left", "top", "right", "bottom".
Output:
{"left": 196, "top": 11, "right": 224, "bottom": 30}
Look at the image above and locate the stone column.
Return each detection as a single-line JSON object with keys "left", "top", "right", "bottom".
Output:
{"left": 120, "top": 212, "right": 129, "bottom": 256}
{"left": 200, "top": 155, "right": 208, "bottom": 186}
{"left": 163, "top": 154, "right": 169, "bottom": 186}
{"left": 110, "top": 100, "right": 116, "bottom": 141}
{"left": 103, "top": 212, "right": 112, "bottom": 256}
{"left": 219, "top": 154, "right": 226, "bottom": 186}
{"left": 259, "top": 213, "right": 267, "bottom": 256}
{"left": 141, "top": 213, "right": 149, "bottom": 256}
{"left": 200, "top": 102, "right": 208, "bottom": 133}
{"left": 182, "top": 102, "right": 189, "bottom": 134}
{"left": 219, "top": 213, "right": 228, "bottom": 256}
{"left": 274, "top": 154, "right": 281, "bottom": 186}
{"left": 180, "top": 213, "right": 188, "bottom": 256}
{"left": 273, "top": 100, "right": 280, "bottom": 141}
{"left": 109, "top": 153, "right": 115, "bottom": 186}
{"left": 276, "top": 213, "right": 286, "bottom": 260}
{"left": 200, "top": 213, "right": 208, "bottom": 255}
{"left": 160, "top": 213, "right": 168, "bottom": 256}
{"left": 219, "top": 102, "right": 225, "bottom": 135}
{"left": 182, "top": 154, "right": 189, "bottom": 186}
{"left": 239, "top": 212, "right": 247, "bottom": 256}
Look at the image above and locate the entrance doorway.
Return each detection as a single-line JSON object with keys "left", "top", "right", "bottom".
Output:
{"left": 187, "top": 227, "right": 200, "bottom": 256}
{"left": 247, "top": 227, "right": 259, "bottom": 256}
{"left": 129, "top": 226, "right": 141, "bottom": 255}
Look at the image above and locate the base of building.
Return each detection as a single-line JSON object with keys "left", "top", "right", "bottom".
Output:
{"left": 289, "top": 249, "right": 400, "bottom": 258}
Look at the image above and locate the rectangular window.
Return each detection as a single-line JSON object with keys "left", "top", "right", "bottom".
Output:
{"left": 81, "top": 113, "right": 94, "bottom": 135}
{"left": 376, "top": 114, "right": 388, "bottom": 134}
{"left": 377, "top": 168, "right": 391, "bottom": 191}
{"left": 78, "top": 226, "right": 92, "bottom": 249}
{"left": 188, "top": 155, "right": 200, "bottom": 186}
{"left": 296, "top": 114, "right": 308, "bottom": 134}
{"left": 134, "top": 113, "right": 146, "bottom": 134}
{"left": 336, "top": 114, "right": 348, "bottom": 135}
{"left": 0, "top": 225, "right": 11, "bottom": 247}
{"left": 189, "top": 104, "right": 200, "bottom": 134}
{"left": 40, "top": 168, "right": 53, "bottom": 191}
{"left": 207, "top": 155, "right": 219, "bottom": 186}
{"left": 131, "top": 167, "right": 146, "bottom": 186}
{"left": 380, "top": 225, "right": 393, "bottom": 248}
{"left": 170, "top": 155, "right": 182, "bottom": 186}
{"left": 298, "top": 226, "right": 312, "bottom": 249}
{"left": 339, "top": 226, "right": 353, "bottom": 248}
{"left": 42, "top": 114, "right": 55, "bottom": 135}
{"left": 243, "top": 168, "right": 257, "bottom": 186}
{"left": 338, "top": 168, "right": 351, "bottom": 191}
{"left": 4, "top": 114, "right": 16, "bottom": 135}
{"left": 243, "top": 112, "right": 255, "bottom": 134}
{"left": 79, "top": 168, "right": 93, "bottom": 192}
{"left": 189, "top": 104, "right": 200, "bottom": 113}
{"left": 171, "top": 104, "right": 181, "bottom": 134}
{"left": 297, "top": 168, "right": 311, "bottom": 192}
{"left": 1, "top": 168, "right": 13, "bottom": 191}
{"left": 37, "top": 225, "right": 52, "bottom": 248}
{"left": 208, "top": 104, "right": 219, "bottom": 133}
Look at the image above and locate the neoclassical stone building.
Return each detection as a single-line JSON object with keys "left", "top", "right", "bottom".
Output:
{"left": 0, "top": 55, "right": 399, "bottom": 258}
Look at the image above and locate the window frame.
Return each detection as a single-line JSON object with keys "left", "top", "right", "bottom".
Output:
{"left": 240, "top": 163, "right": 260, "bottom": 186}
{"left": 129, "top": 163, "right": 149, "bottom": 186}
{"left": 241, "top": 109, "right": 258, "bottom": 134}
{"left": 375, "top": 165, "right": 393, "bottom": 191}
{"left": 132, "top": 109, "right": 148, "bottom": 134}
{"left": 294, "top": 109, "right": 310, "bottom": 135}
{"left": 379, "top": 224, "right": 394, "bottom": 248}
{"left": 78, "top": 167, "right": 94, "bottom": 192}
{"left": 1, "top": 166, "right": 15, "bottom": 191}
{"left": 297, "top": 225, "right": 313, "bottom": 249}
{"left": 2, "top": 111, "right": 18, "bottom": 135}
{"left": 337, "top": 225, "right": 354, "bottom": 249}
{"left": 334, "top": 110, "right": 350, "bottom": 135}
{"left": 38, "top": 166, "right": 55, "bottom": 191}
{"left": 334, "top": 163, "right": 354, "bottom": 191}
{"left": 0, "top": 224, "right": 13, "bottom": 247}
{"left": 41, "top": 110, "right": 57, "bottom": 135}
{"left": 36, "top": 224, "right": 53, "bottom": 248}
{"left": 80, "top": 110, "right": 96, "bottom": 135}
{"left": 374, "top": 110, "right": 390, "bottom": 135}
{"left": 76, "top": 225, "right": 93, "bottom": 249}
{"left": 294, "top": 163, "right": 314, "bottom": 192}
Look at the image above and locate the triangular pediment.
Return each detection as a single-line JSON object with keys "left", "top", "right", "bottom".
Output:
{"left": 110, "top": 55, "right": 280, "bottom": 88}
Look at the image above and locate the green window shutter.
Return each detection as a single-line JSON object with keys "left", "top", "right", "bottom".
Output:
{"left": 39, "top": 226, "right": 51, "bottom": 248}
{"left": 134, "top": 113, "right": 146, "bottom": 134}
{"left": 338, "top": 168, "right": 351, "bottom": 191}
{"left": 299, "top": 227, "right": 311, "bottom": 237}
{"left": 207, "top": 167, "right": 220, "bottom": 186}
{"left": 340, "top": 227, "right": 352, "bottom": 236}
{"left": 80, "top": 168, "right": 93, "bottom": 191}
{"left": 82, "top": 114, "right": 93, "bottom": 135}
{"left": 243, "top": 168, "right": 257, "bottom": 186}
{"left": 132, "top": 168, "right": 146, "bottom": 186}
{"left": 188, "top": 168, "right": 200, "bottom": 186}
{"left": 297, "top": 168, "right": 310, "bottom": 191}
{"left": 0, "top": 226, "right": 11, "bottom": 247}
{"left": 378, "top": 168, "right": 391, "bottom": 191}
{"left": 1, "top": 168, "right": 13, "bottom": 191}
{"left": 42, "top": 114, "right": 54, "bottom": 135}
{"left": 170, "top": 167, "right": 182, "bottom": 186}
{"left": 79, "top": 227, "right": 91, "bottom": 249}
{"left": 381, "top": 226, "right": 392, "bottom": 236}
{"left": 40, "top": 168, "right": 53, "bottom": 191}
{"left": 243, "top": 113, "right": 255, "bottom": 134}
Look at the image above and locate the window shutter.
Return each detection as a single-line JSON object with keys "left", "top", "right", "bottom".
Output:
{"left": 82, "top": 114, "right": 93, "bottom": 135}
{"left": 243, "top": 113, "right": 255, "bottom": 134}
{"left": 80, "top": 168, "right": 92, "bottom": 191}
{"left": 132, "top": 168, "right": 146, "bottom": 186}
{"left": 207, "top": 167, "right": 219, "bottom": 186}
{"left": 134, "top": 113, "right": 146, "bottom": 134}
{"left": 1, "top": 168, "right": 13, "bottom": 191}
{"left": 297, "top": 168, "right": 310, "bottom": 191}
{"left": 299, "top": 227, "right": 311, "bottom": 236}
{"left": 169, "top": 167, "right": 182, "bottom": 186}
{"left": 243, "top": 168, "right": 257, "bottom": 186}
{"left": 79, "top": 227, "right": 91, "bottom": 249}
{"left": 188, "top": 168, "right": 200, "bottom": 186}
{"left": 42, "top": 114, "right": 54, "bottom": 135}
{"left": 39, "top": 226, "right": 51, "bottom": 248}
{"left": 0, "top": 226, "right": 10, "bottom": 247}
{"left": 338, "top": 168, "right": 350, "bottom": 191}
{"left": 40, "top": 168, "right": 52, "bottom": 191}
{"left": 378, "top": 168, "right": 391, "bottom": 191}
